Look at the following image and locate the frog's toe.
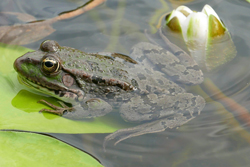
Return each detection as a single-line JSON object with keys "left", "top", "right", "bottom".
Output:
{"left": 103, "top": 126, "right": 147, "bottom": 150}
{"left": 39, "top": 108, "right": 64, "bottom": 116}
{"left": 38, "top": 99, "right": 73, "bottom": 116}
{"left": 103, "top": 113, "right": 193, "bottom": 151}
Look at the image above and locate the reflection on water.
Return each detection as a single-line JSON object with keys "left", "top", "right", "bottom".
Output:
{"left": 3, "top": 0, "right": 250, "bottom": 166}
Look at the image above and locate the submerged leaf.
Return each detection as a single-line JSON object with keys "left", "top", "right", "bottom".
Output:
{"left": 0, "top": 12, "right": 36, "bottom": 22}
{"left": 0, "top": 23, "right": 55, "bottom": 45}
{"left": 0, "top": 0, "right": 106, "bottom": 45}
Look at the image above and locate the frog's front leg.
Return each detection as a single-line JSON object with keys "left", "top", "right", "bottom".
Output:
{"left": 103, "top": 93, "right": 205, "bottom": 148}
{"left": 38, "top": 99, "right": 74, "bottom": 115}
{"left": 38, "top": 98, "right": 113, "bottom": 119}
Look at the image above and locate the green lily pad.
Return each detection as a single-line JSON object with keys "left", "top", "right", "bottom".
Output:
{"left": 0, "top": 43, "right": 131, "bottom": 133}
{"left": 0, "top": 131, "right": 103, "bottom": 167}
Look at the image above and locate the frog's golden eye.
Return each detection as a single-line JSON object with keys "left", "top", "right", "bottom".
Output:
{"left": 41, "top": 56, "right": 60, "bottom": 75}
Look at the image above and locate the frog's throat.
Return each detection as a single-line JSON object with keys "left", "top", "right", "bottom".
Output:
{"left": 17, "top": 75, "right": 82, "bottom": 103}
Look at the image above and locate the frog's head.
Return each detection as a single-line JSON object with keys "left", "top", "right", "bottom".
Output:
{"left": 14, "top": 40, "right": 83, "bottom": 102}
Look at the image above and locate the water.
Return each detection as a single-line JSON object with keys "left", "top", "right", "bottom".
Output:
{"left": 2, "top": 0, "right": 250, "bottom": 166}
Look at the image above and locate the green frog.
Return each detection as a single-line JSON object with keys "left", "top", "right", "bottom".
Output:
{"left": 14, "top": 29, "right": 205, "bottom": 148}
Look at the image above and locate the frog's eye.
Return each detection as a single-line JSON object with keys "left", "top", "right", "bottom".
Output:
{"left": 41, "top": 56, "right": 60, "bottom": 75}
{"left": 40, "top": 40, "right": 60, "bottom": 52}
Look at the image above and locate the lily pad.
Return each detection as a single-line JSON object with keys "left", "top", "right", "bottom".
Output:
{"left": 0, "top": 131, "right": 103, "bottom": 167}
{"left": 0, "top": 43, "right": 131, "bottom": 133}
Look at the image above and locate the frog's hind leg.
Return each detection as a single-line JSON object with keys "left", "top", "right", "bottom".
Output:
{"left": 130, "top": 40, "right": 204, "bottom": 85}
{"left": 103, "top": 113, "right": 193, "bottom": 150}
{"left": 103, "top": 93, "right": 205, "bottom": 150}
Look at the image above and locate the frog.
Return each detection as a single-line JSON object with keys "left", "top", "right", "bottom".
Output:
{"left": 13, "top": 28, "right": 205, "bottom": 149}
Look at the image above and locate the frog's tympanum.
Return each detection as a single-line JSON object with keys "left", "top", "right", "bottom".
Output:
{"left": 14, "top": 29, "right": 205, "bottom": 148}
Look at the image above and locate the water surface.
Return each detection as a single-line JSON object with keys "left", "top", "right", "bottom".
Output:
{"left": 2, "top": 0, "right": 250, "bottom": 166}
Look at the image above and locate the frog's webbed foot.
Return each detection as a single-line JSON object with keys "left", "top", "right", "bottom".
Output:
{"left": 103, "top": 113, "right": 194, "bottom": 151}
{"left": 38, "top": 99, "right": 74, "bottom": 116}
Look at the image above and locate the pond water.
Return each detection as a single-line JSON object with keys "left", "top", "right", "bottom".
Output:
{"left": 2, "top": 0, "right": 250, "bottom": 166}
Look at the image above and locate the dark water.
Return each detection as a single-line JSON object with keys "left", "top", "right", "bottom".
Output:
{"left": 2, "top": 0, "right": 250, "bottom": 166}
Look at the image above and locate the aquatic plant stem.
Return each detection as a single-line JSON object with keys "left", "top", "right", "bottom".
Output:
{"left": 51, "top": 0, "right": 106, "bottom": 23}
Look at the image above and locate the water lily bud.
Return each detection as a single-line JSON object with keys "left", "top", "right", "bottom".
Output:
{"left": 166, "top": 4, "right": 236, "bottom": 71}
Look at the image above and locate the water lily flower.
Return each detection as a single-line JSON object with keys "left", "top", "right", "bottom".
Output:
{"left": 165, "top": 5, "right": 236, "bottom": 71}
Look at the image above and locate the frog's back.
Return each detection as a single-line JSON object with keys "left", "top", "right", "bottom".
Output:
{"left": 58, "top": 45, "right": 185, "bottom": 99}
{"left": 58, "top": 47, "right": 140, "bottom": 100}
{"left": 60, "top": 47, "right": 136, "bottom": 82}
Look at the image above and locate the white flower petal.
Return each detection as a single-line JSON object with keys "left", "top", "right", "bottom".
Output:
{"left": 167, "top": 10, "right": 186, "bottom": 23}
{"left": 182, "top": 12, "right": 208, "bottom": 43}
{"left": 166, "top": 10, "right": 188, "bottom": 32}
{"left": 181, "top": 12, "right": 208, "bottom": 66}
{"left": 202, "top": 5, "right": 222, "bottom": 22}
{"left": 176, "top": 6, "right": 193, "bottom": 17}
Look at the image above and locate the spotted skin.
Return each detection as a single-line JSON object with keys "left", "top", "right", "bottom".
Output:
{"left": 14, "top": 39, "right": 205, "bottom": 149}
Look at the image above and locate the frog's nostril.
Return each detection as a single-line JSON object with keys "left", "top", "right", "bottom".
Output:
{"left": 27, "top": 57, "right": 31, "bottom": 62}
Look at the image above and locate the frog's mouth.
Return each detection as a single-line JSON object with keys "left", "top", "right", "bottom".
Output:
{"left": 17, "top": 74, "right": 59, "bottom": 97}
{"left": 17, "top": 74, "right": 81, "bottom": 104}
